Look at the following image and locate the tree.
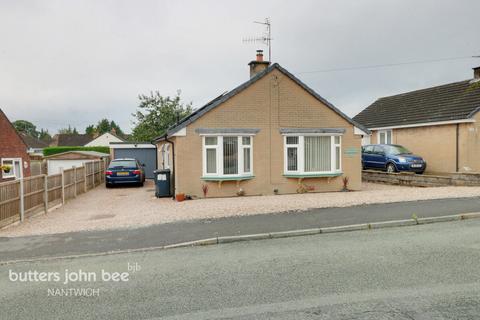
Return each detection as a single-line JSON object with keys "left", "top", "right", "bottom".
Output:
{"left": 13, "top": 120, "right": 39, "bottom": 138}
{"left": 131, "top": 90, "right": 192, "bottom": 141}
{"left": 84, "top": 119, "right": 124, "bottom": 136}
{"left": 58, "top": 125, "right": 78, "bottom": 134}
{"left": 85, "top": 125, "right": 96, "bottom": 136}
{"left": 38, "top": 128, "right": 52, "bottom": 142}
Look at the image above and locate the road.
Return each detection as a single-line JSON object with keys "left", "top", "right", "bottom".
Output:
{"left": 1, "top": 196, "right": 480, "bottom": 262}
{"left": 1, "top": 219, "right": 480, "bottom": 319}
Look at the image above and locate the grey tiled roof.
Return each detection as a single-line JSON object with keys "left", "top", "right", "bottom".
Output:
{"left": 353, "top": 79, "right": 480, "bottom": 128}
{"left": 154, "top": 63, "right": 369, "bottom": 141}
{"left": 52, "top": 134, "right": 93, "bottom": 146}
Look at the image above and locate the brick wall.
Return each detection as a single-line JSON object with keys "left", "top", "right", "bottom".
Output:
{"left": 158, "top": 68, "right": 363, "bottom": 198}
{"left": 0, "top": 110, "right": 31, "bottom": 182}
{"left": 362, "top": 170, "right": 480, "bottom": 187}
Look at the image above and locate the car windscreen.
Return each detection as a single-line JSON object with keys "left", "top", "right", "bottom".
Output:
{"left": 109, "top": 160, "right": 137, "bottom": 169}
{"left": 385, "top": 145, "right": 411, "bottom": 155}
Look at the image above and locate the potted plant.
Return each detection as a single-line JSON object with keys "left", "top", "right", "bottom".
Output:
{"left": 201, "top": 184, "right": 209, "bottom": 198}
{"left": 175, "top": 193, "right": 186, "bottom": 202}
{"left": 341, "top": 176, "right": 349, "bottom": 192}
{"left": 1, "top": 165, "right": 11, "bottom": 173}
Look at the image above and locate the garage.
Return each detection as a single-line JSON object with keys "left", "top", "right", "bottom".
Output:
{"left": 110, "top": 143, "right": 157, "bottom": 179}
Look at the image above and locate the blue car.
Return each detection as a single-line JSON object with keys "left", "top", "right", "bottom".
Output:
{"left": 362, "top": 144, "right": 426, "bottom": 174}
{"left": 105, "top": 158, "right": 146, "bottom": 187}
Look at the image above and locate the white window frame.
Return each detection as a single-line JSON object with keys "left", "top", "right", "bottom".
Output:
{"left": 161, "top": 144, "right": 170, "bottom": 169}
{"left": 283, "top": 134, "right": 342, "bottom": 175}
{"left": 1, "top": 158, "right": 23, "bottom": 179}
{"left": 201, "top": 135, "right": 254, "bottom": 178}
{"left": 377, "top": 130, "right": 393, "bottom": 144}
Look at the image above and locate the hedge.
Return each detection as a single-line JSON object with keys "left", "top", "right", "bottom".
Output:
{"left": 43, "top": 146, "right": 110, "bottom": 157}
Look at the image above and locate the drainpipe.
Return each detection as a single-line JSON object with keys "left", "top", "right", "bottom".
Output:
{"left": 456, "top": 123, "right": 459, "bottom": 172}
{"left": 164, "top": 134, "right": 175, "bottom": 200}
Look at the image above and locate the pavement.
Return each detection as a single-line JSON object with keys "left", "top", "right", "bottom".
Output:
{"left": 1, "top": 219, "right": 480, "bottom": 319}
{"left": 1, "top": 196, "right": 480, "bottom": 262}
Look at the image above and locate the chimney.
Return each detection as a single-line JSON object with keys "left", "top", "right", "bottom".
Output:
{"left": 248, "top": 50, "right": 270, "bottom": 78}
{"left": 474, "top": 66, "right": 480, "bottom": 80}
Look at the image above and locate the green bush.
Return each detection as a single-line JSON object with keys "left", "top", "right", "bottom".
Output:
{"left": 43, "top": 146, "right": 110, "bottom": 157}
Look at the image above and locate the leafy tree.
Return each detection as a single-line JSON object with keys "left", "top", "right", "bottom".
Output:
{"left": 13, "top": 120, "right": 39, "bottom": 138}
{"left": 58, "top": 125, "right": 78, "bottom": 134}
{"left": 85, "top": 125, "right": 96, "bottom": 136}
{"left": 131, "top": 90, "right": 192, "bottom": 141}
{"left": 38, "top": 128, "right": 52, "bottom": 142}
{"left": 84, "top": 119, "right": 124, "bottom": 136}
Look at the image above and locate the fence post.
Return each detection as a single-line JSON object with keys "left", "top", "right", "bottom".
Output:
{"left": 83, "top": 165, "right": 87, "bottom": 192}
{"left": 61, "top": 167, "right": 65, "bottom": 205}
{"left": 73, "top": 166, "right": 77, "bottom": 197}
{"left": 19, "top": 178, "right": 25, "bottom": 222}
{"left": 91, "top": 162, "right": 95, "bottom": 188}
{"left": 44, "top": 174, "right": 48, "bottom": 214}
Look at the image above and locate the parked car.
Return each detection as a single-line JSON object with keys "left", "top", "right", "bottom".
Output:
{"left": 105, "top": 158, "right": 145, "bottom": 187}
{"left": 362, "top": 144, "right": 427, "bottom": 174}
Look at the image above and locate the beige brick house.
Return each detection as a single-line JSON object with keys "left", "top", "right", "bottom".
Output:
{"left": 154, "top": 52, "right": 369, "bottom": 198}
{"left": 354, "top": 66, "right": 480, "bottom": 174}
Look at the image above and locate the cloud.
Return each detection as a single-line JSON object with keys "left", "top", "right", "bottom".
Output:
{"left": 0, "top": 0, "right": 478, "bottom": 133}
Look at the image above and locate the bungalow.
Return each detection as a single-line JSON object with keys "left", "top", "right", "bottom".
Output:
{"left": 85, "top": 131, "right": 125, "bottom": 147}
{"left": 353, "top": 66, "right": 480, "bottom": 173}
{"left": 154, "top": 51, "right": 369, "bottom": 198}
{"left": 0, "top": 109, "right": 30, "bottom": 181}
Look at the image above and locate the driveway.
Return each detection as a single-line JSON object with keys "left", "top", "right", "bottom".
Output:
{"left": 2, "top": 181, "right": 480, "bottom": 237}
{"left": 2, "top": 219, "right": 480, "bottom": 319}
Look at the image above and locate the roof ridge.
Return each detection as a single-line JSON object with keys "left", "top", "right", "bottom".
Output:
{"left": 154, "top": 62, "right": 368, "bottom": 142}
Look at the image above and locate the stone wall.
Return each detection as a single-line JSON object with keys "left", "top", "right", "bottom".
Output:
{"left": 362, "top": 170, "right": 480, "bottom": 187}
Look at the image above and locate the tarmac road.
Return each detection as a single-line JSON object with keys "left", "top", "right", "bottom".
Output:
{"left": 1, "top": 219, "right": 480, "bottom": 319}
{"left": 1, "top": 196, "right": 480, "bottom": 262}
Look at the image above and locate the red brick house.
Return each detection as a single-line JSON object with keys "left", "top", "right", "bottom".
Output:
{"left": 0, "top": 109, "right": 30, "bottom": 182}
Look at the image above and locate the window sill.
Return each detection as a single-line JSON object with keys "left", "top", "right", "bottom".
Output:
{"left": 283, "top": 172, "right": 343, "bottom": 178}
{"left": 201, "top": 175, "right": 255, "bottom": 188}
{"left": 201, "top": 175, "right": 255, "bottom": 181}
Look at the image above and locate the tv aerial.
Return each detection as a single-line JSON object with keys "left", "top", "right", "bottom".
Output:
{"left": 243, "top": 18, "right": 272, "bottom": 62}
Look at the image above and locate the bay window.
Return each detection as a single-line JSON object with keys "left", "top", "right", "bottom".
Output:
{"left": 202, "top": 136, "right": 253, "bottom": 177}
{"left": 283, "top": 135, "right": 342, "bottom": 175}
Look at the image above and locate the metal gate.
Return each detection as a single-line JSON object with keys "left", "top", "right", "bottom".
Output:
{"left": 113, "top": 148, "right": 157, "bottom": 179}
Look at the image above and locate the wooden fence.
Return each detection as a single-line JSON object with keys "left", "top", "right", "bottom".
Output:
{"left": 0, "top": 160, "right": 106, "bottom": 228}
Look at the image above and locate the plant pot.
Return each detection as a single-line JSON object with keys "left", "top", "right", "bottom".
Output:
{"left": 175, "top": 193, "right": 185, "bottom": 202}
{"left": 3, "top": 168, "right": 10, "bottom": 173}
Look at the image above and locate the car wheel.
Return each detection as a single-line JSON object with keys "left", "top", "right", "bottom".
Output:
{"left": 386, "top": 163, "right": 397, "bottom": 173}
{"left": 416, "top": 171, "right": 425, "bottom": 175}
{"left": 139, "top": 181, "right": 144, "bottom": 187}
{"left": 106, "top": 183, "right": 112, "bottom": 188}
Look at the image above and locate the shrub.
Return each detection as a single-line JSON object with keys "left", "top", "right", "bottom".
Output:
{"left": 43, "top": 146, "right": 110, "bottom": 157}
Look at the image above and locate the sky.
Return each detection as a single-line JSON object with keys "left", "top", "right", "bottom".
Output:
{"left": 0, "top": 0, "right": 479, "bottom": 134}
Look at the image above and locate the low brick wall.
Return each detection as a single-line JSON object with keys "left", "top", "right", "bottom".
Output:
{"left": 362, "top": 170, "right": 480, "bottom": 187}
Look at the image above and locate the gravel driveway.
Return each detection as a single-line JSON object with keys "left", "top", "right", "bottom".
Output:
{"left": 2, "top": 181, "right": 480, "bottom": 237}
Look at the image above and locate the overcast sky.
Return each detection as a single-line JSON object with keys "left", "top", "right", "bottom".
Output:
{"left": 0, "top": 0, "right": 479, "bottom": 134}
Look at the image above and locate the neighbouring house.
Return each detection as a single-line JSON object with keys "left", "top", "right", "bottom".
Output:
{"left": 154, "top": 51, "right": 369, "bottom": 198}
{"left": 0, "top": 109, "right": 31, "bottom": 181}
{"left": 49, "top": 133, "right": 93, "bottom": 146}
{"left": 45, "top": 150, "right": 110, "bottom": 174}
{"left": 353, "top": 66, "right": 480, "bottom": 173}
{"left": 19, "top": 132, "right": 49, "bottom": 156}
{"left": 19, "top": 133, "right": 49, "bottom": 176}
{"left": 85, "top": 131, "right": 125, "bottom": 147}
